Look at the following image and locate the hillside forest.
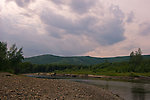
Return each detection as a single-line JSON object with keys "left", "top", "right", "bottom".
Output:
{"left": 0, "top": 41, "right": 150, "bottom": 76}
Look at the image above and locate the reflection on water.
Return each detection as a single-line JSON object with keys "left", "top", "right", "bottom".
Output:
{"left": 69, "top": 79, "right": 150, "bottom": 100}
{"left": 132, "top": 84, "right": 146, "bottom": 100}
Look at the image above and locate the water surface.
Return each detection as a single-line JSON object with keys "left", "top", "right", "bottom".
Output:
{"left": 68, "top": 79, "right": 150, "bottom": 100}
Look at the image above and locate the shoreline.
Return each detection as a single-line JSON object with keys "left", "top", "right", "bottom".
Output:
{"left": 0, "top": 72, "right": 122, "bottom": 100}
{"left": 25, "top": 72, "right": 150, "bottom": 83}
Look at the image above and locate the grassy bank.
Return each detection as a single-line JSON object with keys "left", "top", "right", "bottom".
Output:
{"left": 54, "top": 69, "right": 150, "bottom": 77}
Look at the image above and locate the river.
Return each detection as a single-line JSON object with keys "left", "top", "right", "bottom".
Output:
{"left": 67, "top": 79, "right": 150, "bottom": 100}
{"left": 27, "top": 75, "right": 150, "bottom": 100}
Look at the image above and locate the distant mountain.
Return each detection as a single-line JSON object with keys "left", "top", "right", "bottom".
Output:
{"left": 24, "top": 54, "right": 150, "bottom": 65}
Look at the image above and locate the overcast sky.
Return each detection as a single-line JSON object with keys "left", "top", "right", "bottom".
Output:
{"left": 0, "top": 0, "right": 150, "bottom": 57}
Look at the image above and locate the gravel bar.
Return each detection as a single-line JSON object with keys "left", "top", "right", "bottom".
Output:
{"left": 0, "top": 73, "right": 123, "bottom": 100}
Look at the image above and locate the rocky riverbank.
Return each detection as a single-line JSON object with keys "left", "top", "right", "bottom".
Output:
{"left": 0, "top": 73, "right": 122, "bottom": 100}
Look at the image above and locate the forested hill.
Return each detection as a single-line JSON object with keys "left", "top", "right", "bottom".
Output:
{"left": 24, "top": 54, "right": 150, "bottom": 65}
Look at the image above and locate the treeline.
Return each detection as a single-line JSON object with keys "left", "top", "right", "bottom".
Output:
{"left": 92, "top": 59, "right": 150, "bottom": 73}
{"left": 18, "top": 63, "right": 89, "bottom": 73}
{"left": 0, "top": 41, "right": 150, "bottom": 74}
{"left": 91, "top": 48, "right": 150, "bottom": 73}
{"left": 18, "top": 59, "right": 150, "bottom": 74}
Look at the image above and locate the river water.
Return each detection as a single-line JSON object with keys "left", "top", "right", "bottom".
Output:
{"left": 68, "top": 79, "right": 150, "bottom": 100}
{"left": 27, "top": 75, "right": 150, "bottom": 100}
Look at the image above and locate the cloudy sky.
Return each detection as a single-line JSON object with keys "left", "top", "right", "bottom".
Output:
{"left": 0, "top": 0, "right": 150, "bottom": 57}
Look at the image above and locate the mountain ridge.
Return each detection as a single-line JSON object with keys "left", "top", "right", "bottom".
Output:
{"left": 24, "top": 54, "right": 150, "bottom": 65}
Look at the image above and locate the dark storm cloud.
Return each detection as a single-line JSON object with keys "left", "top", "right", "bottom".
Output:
{"left": 92, "top": 19, "right": 125, "bottom": 45}
{"left": 40, "top": 9, "right": 97, "bottom": 35}
{"left": 40, "top": 5, "right": 125, "bottom": 45}
{"left": 90, "top": 5, "right": 125, "bottom": 45}
{"left": 6, "top": 0, "right": 36, "bottom": 7}
{"left": 70, "top": 0, "right": 95, "bottom": 14}
{"left": 97, "top": 5, "right": 125, "bottom": 45}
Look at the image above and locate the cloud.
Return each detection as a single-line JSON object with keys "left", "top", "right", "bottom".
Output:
{"left": 0, "top": 7, "right": 2, "bottom": 12}
{"left": 0, "top": 5, "right": 96, "bottom": 56}
{"left": 0, "top": 17, "right": 50, "bottom": 56}
{"left": 40, "top": 4, "right": 125, "bottom": 45}
{"left": 89, "top": 5, "right": 125, "bottom": 45}
{"left": 95, "top": 19, "right": 125, "bottom": 45}
{"left": 109, "top": 5, "right": 125, "bottom": 19}
{"left": 50, "top": 0, "right": 64, "bottom": 5}
{"left": 40, "top": 10, "right": 76, "bottom": 33}
{"left": 2, "top": 0, "right": 149, "bottom": 57}
{"left": 139, "top": 23, "right": 150, "bottom": 35}
{"left": 126, "top": 11, "right": 134, "bottom": 23}
{"left": 6, "top": 0, "right": 36, "bottom": 8}
{"left": 70, "top": 0, "right": 95, "bottom": 14}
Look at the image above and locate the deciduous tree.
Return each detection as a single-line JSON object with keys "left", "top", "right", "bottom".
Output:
{"left": 129, "top": 48, "right": 143, "bottom": 72}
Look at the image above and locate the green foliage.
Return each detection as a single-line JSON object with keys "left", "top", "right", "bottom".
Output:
{"left": 10, "top": 49, "right": 150, "bottom": 75}
{"left": 0, "top": 42, "right": 7, "bottom": 59}
{"left": 14, "top": 59, "right": 150, "bottom": 75}
{"left": 129, "top": 48, "right": 143, "bottom": 72}
{"left": 0, "top": 42, "right": 8, "bottom": 70}
{"left": 1, "top": 42, "right": 150, "bottom": 76}
{"left": 129, "top": 72, "right": 139, "bottom": 77}
{"left": 0, "top": 41, "right": 24, "bottom": 74}
{"left": 8, "top": 44, "right": 24, "bottom": 64}
{"left": 130, "top": 48, "right": 142, "bottom": 64}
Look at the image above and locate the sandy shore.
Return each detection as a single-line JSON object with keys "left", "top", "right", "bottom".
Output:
{"left": 0, "top": 73, "right": 122, "bottom": 100}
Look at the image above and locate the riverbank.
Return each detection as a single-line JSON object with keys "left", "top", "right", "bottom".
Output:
{"left": 26, "top": 72, "right": 150, "bottom": 83}
{"left": 0, "top": 73, "right": 122, "bottom": 100}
